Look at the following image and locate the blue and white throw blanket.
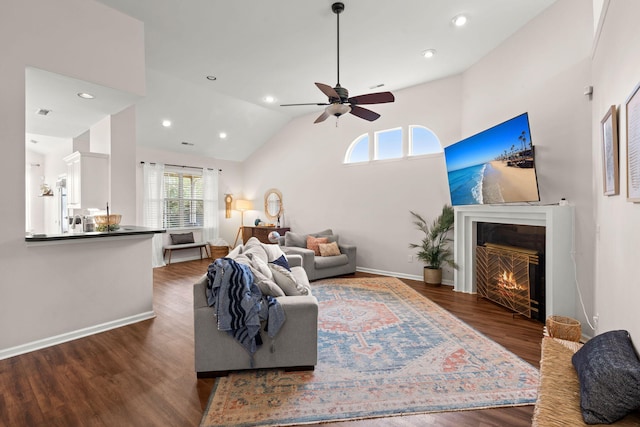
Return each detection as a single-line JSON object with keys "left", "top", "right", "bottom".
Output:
{"left": 206, "top": 257, "right": 285, "bottom": 360}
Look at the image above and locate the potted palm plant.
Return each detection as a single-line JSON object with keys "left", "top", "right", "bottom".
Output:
{"left": 409, "top": 204, "right": 457, "bottom": 285}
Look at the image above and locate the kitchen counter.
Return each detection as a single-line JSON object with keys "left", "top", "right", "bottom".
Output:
{"left": 25, "top": 225, "right": 165, "bottom": 242}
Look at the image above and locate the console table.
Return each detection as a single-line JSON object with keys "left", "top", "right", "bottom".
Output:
{"left": 242, "top": 226, "right": 290, "bottom": 244}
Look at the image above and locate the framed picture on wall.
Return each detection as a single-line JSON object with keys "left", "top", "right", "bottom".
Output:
{"left": 626, "top": 83, "right": 640, "bottom": 202}
{"left": 601, "top": 105, "right": 619, "bottom": 196}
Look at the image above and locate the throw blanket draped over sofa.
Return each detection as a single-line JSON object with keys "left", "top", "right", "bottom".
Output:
{"left": 206, "top": 257, "right": 285, "bottom": 360}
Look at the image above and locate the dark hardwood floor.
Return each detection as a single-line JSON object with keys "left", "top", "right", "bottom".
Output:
{"left": 0, "top": 259, "right": 543, "bottom": 426}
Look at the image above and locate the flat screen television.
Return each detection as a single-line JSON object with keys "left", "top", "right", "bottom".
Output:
{"left": 444, "top": 113, "right": 540, "bottom": 206}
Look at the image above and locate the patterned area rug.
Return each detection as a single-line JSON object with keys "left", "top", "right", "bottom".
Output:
{"left": 201, "top": 277, "right": 539, "bottom": 426}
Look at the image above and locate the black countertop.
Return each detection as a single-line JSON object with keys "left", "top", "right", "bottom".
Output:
{"left": 25, "top": 226, "right": 165, "bottom": 242}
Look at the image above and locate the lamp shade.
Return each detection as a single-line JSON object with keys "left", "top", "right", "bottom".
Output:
{"left": 235, "top": 199, "right": 253, "bottom": 211}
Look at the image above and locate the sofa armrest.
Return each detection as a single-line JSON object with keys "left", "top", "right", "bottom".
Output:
{"left": 193, "top": 274, "right": 209, "bottom": 309}
{"left": 338, "top": 243, "right": 356, "bottom": 258}
{"left": 285, "top": 254, "right": 303, "bottom": 268}
{"left": 281, "top": 246, "right": 315, "bottom": 272}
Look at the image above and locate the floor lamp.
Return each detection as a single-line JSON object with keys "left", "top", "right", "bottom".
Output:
{"left": 233, "top": 199, "right": 253, "bottom": 247}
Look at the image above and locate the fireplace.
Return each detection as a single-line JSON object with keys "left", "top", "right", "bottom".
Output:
{"left": 453, "top": 205, "right": 576, "bottom": 320}
{"left": 476, "top": 222, "right": 545, "bottom": 321}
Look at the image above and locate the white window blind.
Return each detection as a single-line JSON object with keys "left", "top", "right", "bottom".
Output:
{"left": 163, "top": 170, "right": 204, "bottom": 228}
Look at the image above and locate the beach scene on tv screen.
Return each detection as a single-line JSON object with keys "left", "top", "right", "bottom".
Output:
{"left": 444, "top": 113, "right": 539, "bottom": 206}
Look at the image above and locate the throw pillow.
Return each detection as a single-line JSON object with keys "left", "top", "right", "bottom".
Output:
{"left": 242, "top": 238, "right": 269, "bottom": 264}
{"left": 268, "top": 263, "right": 309, "bottom": 296}
{"left": 318, "top": 241, "right": 341, "bottom": 257}
{"left": 226, "top": 244, "right": 243, "bottom": 259}
{"left": 170, "top": 232, "right": 194, "bottom": 244}
{"left": 270, "top": 254, "right": 291, "bottom": 271}
{"left": 572, "top": 330, "right": 640, "bottom": 424}
{"left": 307, "top": 236, "right": 329, "bottom": 256}
{"left": 252, "top": 267, "right": 285, "bottom": 297}
{"left": 261, "top": 242, "right": 286, "bottom": 263}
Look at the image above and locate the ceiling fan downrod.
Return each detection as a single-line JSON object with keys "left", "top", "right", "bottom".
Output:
{"left": 332, "top": 2, "right": 344, "bottom": 88}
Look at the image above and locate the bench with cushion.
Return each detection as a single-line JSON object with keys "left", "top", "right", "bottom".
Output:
{"left": 163, "top": 232, "right": 210, "bottom": 265}
{"left": 533, "top": 334, "right": 640, "bottom": 426}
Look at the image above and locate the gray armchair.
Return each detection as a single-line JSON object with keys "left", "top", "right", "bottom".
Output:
{"left": 277, "top": 229, "right": 356, "bottom": 281}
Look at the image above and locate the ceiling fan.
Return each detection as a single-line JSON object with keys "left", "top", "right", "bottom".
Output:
{"left": 280, "top": 2, "right": 395, "bottom": 124}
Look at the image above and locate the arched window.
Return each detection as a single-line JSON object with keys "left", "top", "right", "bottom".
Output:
{"left": 344, "top": 125, "right": 442, "bottom": 164}
{"left": 374, "top": 127, "right": 402, "bottom": 160}
{"left": 344, "top": 133, "right": 369, "bottom": 163}
{"left": 409, "top": 125, "right": 442, "bottom": 156}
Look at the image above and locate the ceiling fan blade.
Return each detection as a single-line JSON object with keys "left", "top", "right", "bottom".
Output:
{"left": 349, "top": 105, "right": 381, "bottom": 122}
{"left": 315, "top": 82, "right": 340, "bottom": 100}
{"left": 348, "top": 91, "right": 395, "bottom": 105}
{"left": 280, "top": 102, "right": 330, "bottom": 107}
{"left": 314, "top": 110, "right": 331, "bottom": 124}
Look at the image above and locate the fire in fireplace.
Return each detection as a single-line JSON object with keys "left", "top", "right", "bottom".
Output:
{"left": 477, "top": 243, "right": 539, "bottom": 319}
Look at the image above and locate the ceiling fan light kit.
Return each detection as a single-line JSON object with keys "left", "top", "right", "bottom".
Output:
{"left": 281, "top": 1, "right": 394, "bottom": 124}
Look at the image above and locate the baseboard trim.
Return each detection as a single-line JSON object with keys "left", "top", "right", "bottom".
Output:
{"left": 355, "top": 267, "right": 454, "bottom": 287}
{"left": 0, "top": 311, "right": 156, "bottom": 361}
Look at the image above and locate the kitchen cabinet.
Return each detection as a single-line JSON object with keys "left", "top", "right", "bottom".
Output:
{"left": 63, "top": 151, "right": 109, "bottom": 209}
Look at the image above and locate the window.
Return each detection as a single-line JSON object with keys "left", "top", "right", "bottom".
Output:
{"left": 163, "top": 170, "right": 203, "bottom": 228}
{"left": 410, "top": 125, "right": 442, "bottom": 156}
{"left": 344, "top": 125, "right": 442, "bottom": 164}
{"left": 344, "top": 133, "right": 369, "bottom": 163}
{"left": 375, "top": 128, "right": 402, "bottom": 160}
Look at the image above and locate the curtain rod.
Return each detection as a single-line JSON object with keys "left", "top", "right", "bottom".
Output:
{"left": 140, "top": 161, "right": 221, "bottom": 172}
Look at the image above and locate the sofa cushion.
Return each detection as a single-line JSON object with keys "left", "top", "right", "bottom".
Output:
{"left": 572, "top": 330, "right": 640, "bottom": 424}
{"left": 307, "top": 236, "right": 328, "bottom": 256}
{"left": 284, "top": 231, "right": 307, "bottom": 248}
{"left": 315, "top": 253, "right": 349, "bottom": 269}
{"left": 170, "top": 232, "right": 195, "bottom": 244}
{"left": 318, "top": 241, "right": 341, "bottom": 257}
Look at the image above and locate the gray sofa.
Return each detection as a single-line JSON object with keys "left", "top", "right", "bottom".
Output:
{"left": 277, "top": 229, "right": 356, "bottom": 281}
{"left": 193, "top": 250, "right": 318, "bottom": 377}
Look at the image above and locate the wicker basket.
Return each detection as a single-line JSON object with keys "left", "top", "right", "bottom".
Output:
{"left": 546, "top": 315, "right": 581, "bottom": 342}
{"left": 209, "top": 245, "right": 229, "bottom": 260}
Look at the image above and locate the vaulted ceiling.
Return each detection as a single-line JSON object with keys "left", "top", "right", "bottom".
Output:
{"left": 27, "top": 0, "right": 556, "bottom": 161}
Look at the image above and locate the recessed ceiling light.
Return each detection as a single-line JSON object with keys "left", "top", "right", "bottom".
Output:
{"left": 206, "top": 75, "right": 217, "bottom": 81}
{"left": 77, "top": 92, "right": 95, "bottom": 99}
{"left": 452, "top": 14, "right": 468, "bottom": 27}
{"left": 219, "top": 132, "right": 227, "bottom": 139}
{"left": 162, "top": 119, "right": 172, "bottom": 127}
{"left": 422, "top": 49, "right": 437, "bottom": 58}
{"left": 263, "top": 95, "right": 276, "bottom": 103}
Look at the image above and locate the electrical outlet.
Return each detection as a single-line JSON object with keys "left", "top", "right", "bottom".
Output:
{"left": 407, "top": 254, "right": 413, "bottom": 263}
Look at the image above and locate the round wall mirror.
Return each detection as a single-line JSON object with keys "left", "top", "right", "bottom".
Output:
{"left": 264, "top": 188, "right": 283, "bottom": 221}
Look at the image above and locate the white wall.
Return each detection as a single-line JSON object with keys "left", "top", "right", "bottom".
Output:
{"left": 242, "top": 0, "right": 594, "bottom": 295}
{"left": 135, "top": 146, "right": 244, "bottom": 263}
{"left": 243, "top": 75, "right": 463, "bottom": 281}
{"left": 461, "top": 0, "right": 594, "bottom": 334}
{"left": 0, "top": 0, "right": 146, "bottom": 354}
{"left": 591, "top": 0, "right": 640, "bottom": 343}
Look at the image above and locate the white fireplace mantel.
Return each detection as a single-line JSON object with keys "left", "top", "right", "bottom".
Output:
{"left": 453, "top": 204, "right": 576, "bottom": 318}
